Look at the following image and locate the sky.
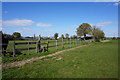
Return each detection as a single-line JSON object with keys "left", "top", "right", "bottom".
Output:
{"left": 1, "top": 0, "right": 119, "bottom": 2}
{"left": 1, "top": 2, "right": 119, "bottom": 37}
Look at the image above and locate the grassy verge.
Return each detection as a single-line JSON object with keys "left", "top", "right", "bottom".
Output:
{"left": 2, "top": 40, "right": 118, "bottom": 78}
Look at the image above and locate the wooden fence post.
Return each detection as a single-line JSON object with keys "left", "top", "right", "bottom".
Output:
{"left": 28, "top": 41, "right": 29, "bottom": 55}
{"left": 77, "top": 39, "right": 78, "bottom": 46}
{"left": 76, "top": 39, "right": 77, "bottom": 46}
{"left": 76, "top": 38, "right": 77, "bottom": 46}
{"left": 67, "top": 38, "right": 69, "bottom": 48}
{"left": 56, "top": 40, "right": 57, "bottom": 50}
{"left": 47, "top": 40, "right": 49, "bottom": 52}
{"left": 43, "top": 47, "right": 45, "bottom": 53}
{"left": 36, "top": 42, "right": 38, "bottom": 53}
{"left": 74, "top": 39, "right": 76, "bottom": 46}
{"left": 13, "top": 41, "right": 15, "bottom": 57}
{"left": 73, "top": 39, "right": 75, "bottom": 46}
{"left": 38, "top": 40, "right": 41, "bottom": 52}
{"left": 62, "top": 38, "right": 64, "bottom": 48}
{"left": 70, "top": 38, "right": 71, "bottom": 47}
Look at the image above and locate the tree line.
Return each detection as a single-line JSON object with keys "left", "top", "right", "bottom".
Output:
{"left": 1, "top": 23, "right": 119, "bottom": 41}
{"left": 54, "top": 23, "right": 105, "bottom": 42}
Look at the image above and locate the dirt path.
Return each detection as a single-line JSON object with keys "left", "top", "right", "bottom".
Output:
{"left": 3, "top": 45, "right": 87, "bottom": 68}
{"left": 101, "top": 40, "right": 110, "bottom": 42}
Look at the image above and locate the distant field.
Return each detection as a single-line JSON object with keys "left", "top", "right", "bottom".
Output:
{"left": 2, "top": 40, "right": 118, "bottom": 78}
{"left": 3, "top": 39, "right": 90, "bottom": 63}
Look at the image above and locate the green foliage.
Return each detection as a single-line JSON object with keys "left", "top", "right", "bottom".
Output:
{"left": 76, "top": 23, "right": 92, "bottom": 39}
{"left": 54, "top": 33, "right": 58, "bottom": 40}
{"left": 3, "top": 34, "right": 13, "bottom": 40}
{"left": 112, "top": 37, "right": 117, "bottom": 40}
{"left": 61, "top": 34, "right": 64, "bottom": 39}
{"left": 12, "top": 32, "right": 21, "bottom": 39}
{"left": 73, "top": 35, "right": 77, "bottom": 39}
{"left": 65, "top": 33, "right": 69, "bottom": 39}
{"left": 91, "top": 26, "right": 105, "bottom": 42}
{"left": 70, "top": 36, "right": 73, "bottom": 39}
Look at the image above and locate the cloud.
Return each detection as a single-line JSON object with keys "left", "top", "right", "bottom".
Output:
{"left": 36, "top": 22, "right": 52, "bottom": 27}
{"left": 92, "top": 21, "right": 112, "bottom": 27}
{"left": 66, "top": 25, "right": 78, "bottom": 27}
{"left": 13, "top": 30, "right": 22, "bottom": 33}
{"left": 3, "top": 19, "right": 34, "bottom": 27}
{"left": 0, "top": 27, "right": 2, "bottom": 30}
{"left": 113, "top": 2, "right": 120, "bottom": 6}
{"left": 71, "top": 25, "right": 78, "bottom": 27}
{"left": 23, "top": 28, "right": 32, "bottom": 30}
{"left": 105, "top": 30, "right": 118, "bottom": 37}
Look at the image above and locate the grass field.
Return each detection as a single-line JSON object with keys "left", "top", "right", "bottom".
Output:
{"left": 3, "top": 39, "right": 90, "bottom": 63}
{"left": 2, "top": 40, "right": 118, "bottom": 78}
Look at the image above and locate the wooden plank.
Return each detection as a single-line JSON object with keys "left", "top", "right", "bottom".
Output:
{"left": 29, "top": 42, "right": 36, "bottom": 44}
{"left": 29, "top": 47, "right": 36, "bottom": 49}
{"left": 15, "top": 42, "right": 28, "bottom": 45}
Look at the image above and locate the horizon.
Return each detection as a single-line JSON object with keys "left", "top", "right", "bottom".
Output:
{"left": 1, "top": 2, "right": 118, "bottom": 37}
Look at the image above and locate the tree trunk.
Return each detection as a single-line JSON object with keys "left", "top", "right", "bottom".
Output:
{"left": 84, "top": 34, "right": 86, "bottom": 40}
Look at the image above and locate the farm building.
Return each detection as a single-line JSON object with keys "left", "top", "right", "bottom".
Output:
{"left": 77, "top": 34, "right": 93, "bottom": 40}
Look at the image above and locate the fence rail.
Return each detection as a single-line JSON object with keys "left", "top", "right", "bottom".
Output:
{"left": 1, "top": 38, "right": 93, "bottom": 57}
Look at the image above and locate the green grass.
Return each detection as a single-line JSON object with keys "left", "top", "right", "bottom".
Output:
{"left": 3, "top": 39, "right": 90, "bottom": 63}
{"left": 2, "top": 40, "right": 118, "bottom": 78}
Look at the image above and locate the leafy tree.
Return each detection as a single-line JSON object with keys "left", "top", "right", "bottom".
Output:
{"left": 54, "top": 33, "right": 58, "bottom": 40}
{"left": 61, "top": 34, "right": 64, "bottom": 39}
{"left": 70, "top": 36, "right": 73, "bottom": 39}
{"left": 65, "top": 33, "right": 69, "bottom": 39}
{"left": 91, "top": 26, "right": 105, "bottom": 42}
{"left": 100, "top": 30, "right": 105, "bottom": 40}
{"left": 3, "top": 34, "right": 13, "bottom": 40}
{"left": 76, "top": 23, "right": 92, "bottom": 40}
{"left": 73, "top": 35, "right": 77, "bottom": 39}
{"left": 34, "top": 34, "right": 36, "bottom": 40}
{"left": 12, "top": 32, "right": 21, "bottom": 39}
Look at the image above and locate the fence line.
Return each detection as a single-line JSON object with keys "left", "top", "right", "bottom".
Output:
{"left": 1, "top": 38, "right": 92, "bottom": 57}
